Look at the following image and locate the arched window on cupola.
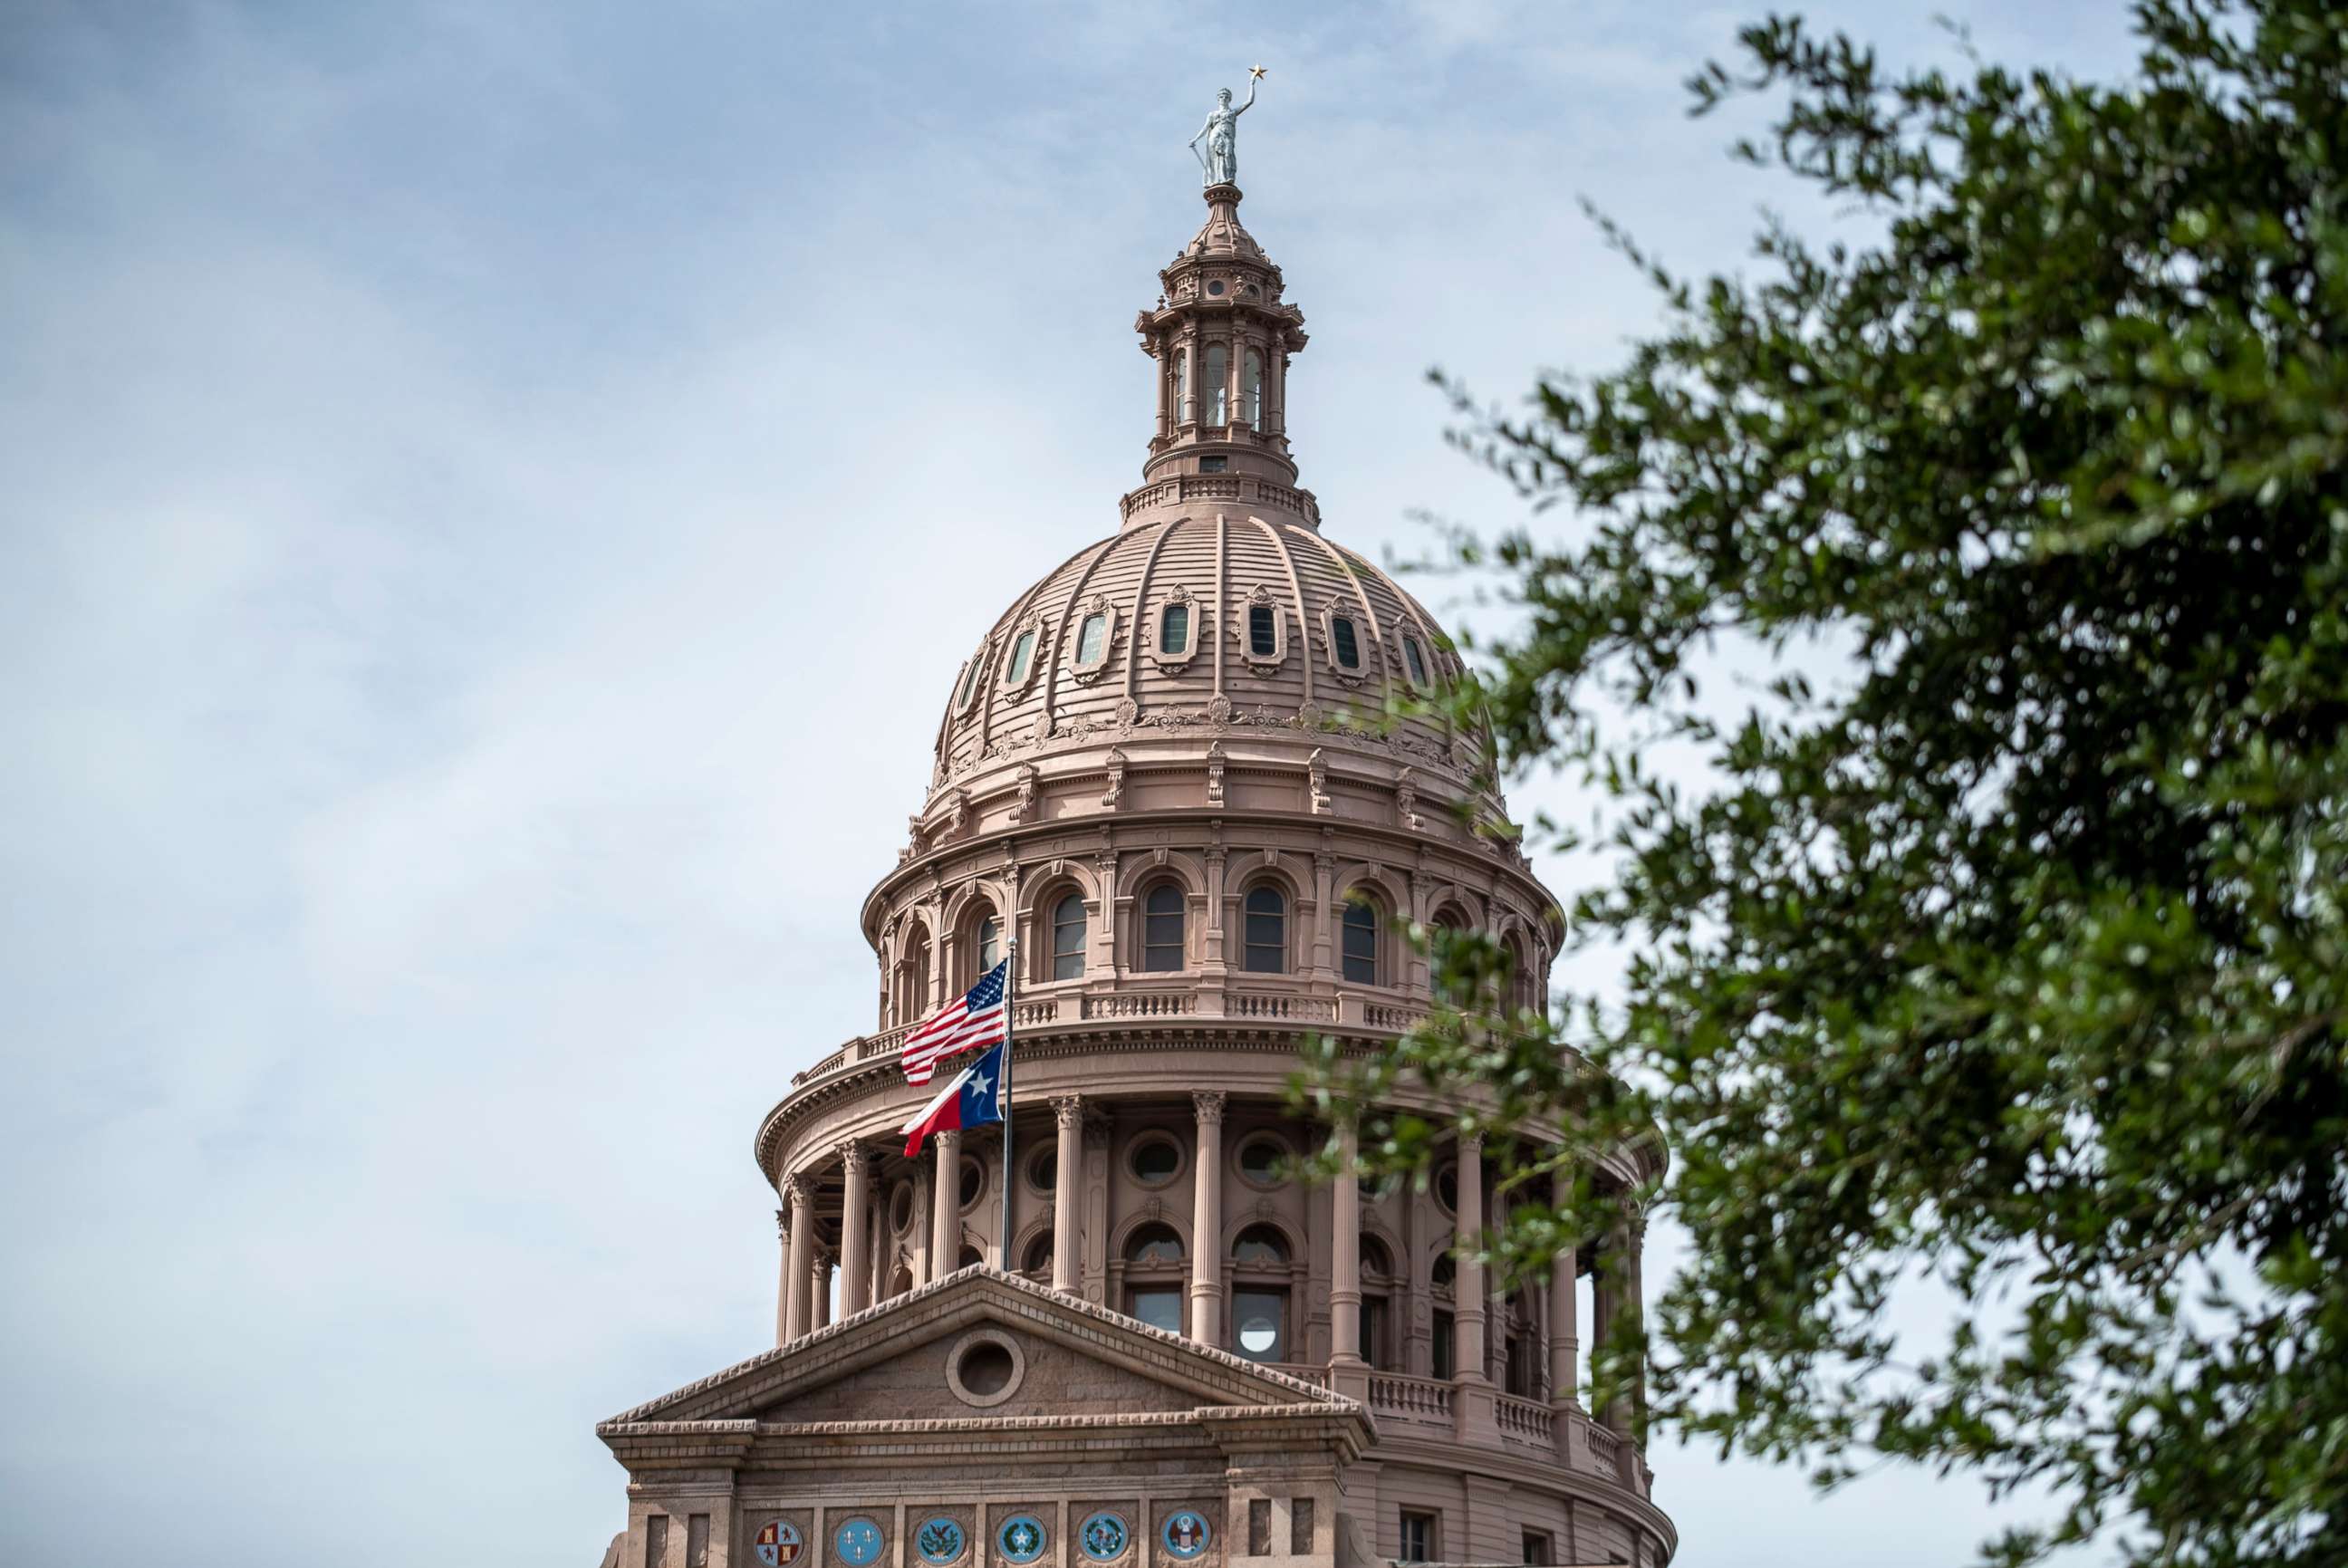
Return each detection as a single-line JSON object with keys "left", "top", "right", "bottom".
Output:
{"left": 1204, "top": 343, "right": 1228, "bottom": 426}
{"left": 1141, "top": 883, "right": 1186, "bottom": 972}
{"left": 1242, "top": 885, "right": 1287, "bottom": 974}
{"left": 1174, "top": 345, "right": 1191, "bottom": 423}
{"left": 1051, "top": 892, "right": 1087, "bottom": 981}
{"left": 1244, "top": 348, "right": 1264, "bottom": 430}
{"left": 1341, "top": 899, "right": 1381, "bottom": 985}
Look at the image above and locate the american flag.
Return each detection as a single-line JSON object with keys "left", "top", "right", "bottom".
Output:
{"left": 900, "top": 959, "right": 1008, "bottom": 1085}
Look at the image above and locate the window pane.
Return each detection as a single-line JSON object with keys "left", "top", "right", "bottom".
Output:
{"left": 1244, "top": 349, "right": 1263, "bottom": 430}
{"left": 1129, "top": 1287, "right": 1182, "bottom": 1333}
{"left": 1076, "top": 613, "right": 1106, "bottom": 665}
{"left": 1361, "top": 1296, "right": 1389, "bottom": 1370}
{"left": 1248, "top": 604, "right": 1276, "bottom": 657}
{"left": 1432, "top": 1312, "right": 1455, "bottom": 1380}
{"left": 977, "top": 917, "right": 999, "bottom": 972}
{"left": 1124, "top": 1221, "right": 1183, "bottom": 1262}
{"left": 1342, "top": 903, "right": 1378, "bottom": 984}
{"left": 1242, "top": 888, "right": 1285, "bottom": 974}
{"left": 1008, "top": 631, "right": 1035, "bottom": 683}
{"left": 1205, "top": 344, "right": 1227, "bottom": 424}
{"left": 1160, "top": 603, "right": 1189, "bottom": 655}
{"left": 1053, "top": 892, "right": 1086, "bottom": 980}
{"left": 957, "top": 657, "right": 983, "bottom": 707}
{"left": 1331, "top": 616, "right": 1361, "bottom": 669}
{"left": 1233, "top": 1223, "right": 1289, "bottom": 1263}
{"left": 1403, "top": 636, "right": 1429, "bottom": 686}
{"left": 1232, "top": 1288, "right": 1285, "bottom": 1361}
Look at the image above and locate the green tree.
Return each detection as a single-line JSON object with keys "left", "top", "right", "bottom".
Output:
{"left": 1314, "top": 4, "right": 2348, "bottom": 1564}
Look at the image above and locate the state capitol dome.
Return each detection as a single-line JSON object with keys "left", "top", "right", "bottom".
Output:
{"left": 593, "top": 165, "right": 1673, "bottom": 1568}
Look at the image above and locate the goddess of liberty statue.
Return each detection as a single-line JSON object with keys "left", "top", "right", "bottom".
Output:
{"left": 1189, "top": 68, "right": 1264, "bottom": 188}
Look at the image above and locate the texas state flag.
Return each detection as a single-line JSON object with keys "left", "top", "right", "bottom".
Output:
{"left": 901, "top": 1042, "right": 1006, "bottom": 1158}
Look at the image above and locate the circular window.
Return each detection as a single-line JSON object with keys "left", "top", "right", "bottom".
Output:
{"left": 835, "top": 1519, "right": 885, "bottom": 1568}
{"left": 917, "top": 1520, "right": 967, "bottom": 1566}
{"left": 959, "top": 1154, "right": 986, "bottom": 1211}
{"left": 1129, "top": 1133, "right": 1183, "bottom": 1187}
{"left": 1161, "top": 1512, "right": 1212, "bottom": 1560}
{"left": 1237, "top": 1307, "right": 1280, "bottom": 1358}
{"left": 1028, "top": 1146, "right": 1057, "bottom": 1195}
{"left": 946, "top": 1329, "right": 1025, "bottom": 1408}
{"left": 1235, "top": 1134, "right": 1288, "bottom": 1188}
{"left": 1080, "top": 1513, "right": 1130, "bottom": 1562}
{"left": 752, "top": 1520, "right": 804, "bottom": 1568}
{"left": 998, "top": 1516, "right": 1048, "bottom": 1565}
{"left": 890, "top": 1181, "right": 915, "bottom": 1234}
{"left": 1206, "top": 279, "right": 1227, "bottom": 296}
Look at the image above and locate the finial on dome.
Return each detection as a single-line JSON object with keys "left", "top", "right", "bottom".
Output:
{"left": 1188, "top": 68, "right": 1264, "bottom": 188}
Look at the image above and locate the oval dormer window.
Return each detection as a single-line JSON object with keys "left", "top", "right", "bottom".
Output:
{"left": 1075, "top": 612, "right": 1107, "bottom": 666}
{"left": 1006, "top": 630, "right": 1036, "bottom": 686}
{"left": 955, "top": 652, "right": 986, "bottom": 712}
{"left": 1160, "top": 602, "right": 1189, "bottom": 656}
{"left": 1249, "top": 604, "right": 1277, "bottom": 658}
{"left": 1331, "top": 615, "right": 1362, "bottom": 670}
{"left": 1402, "top": 634, "right": 1430, "bottom": 687}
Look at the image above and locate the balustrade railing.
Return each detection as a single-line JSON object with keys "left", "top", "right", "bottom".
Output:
{"left": 1365, "top": 1371, "right": 1454, "bottom": 1423}
{"left": 1083, "top": 990, "right": 1196, "bottom": 1019}
{"left": 1496, "top": 1393, "right": 1554, "bottom": 1448}
{"left": 1231, "top": 991, "right": 1337, "bottom": 1022}
{"left": 1584, "top": 1420, "right": 1624, "bottom": 1476}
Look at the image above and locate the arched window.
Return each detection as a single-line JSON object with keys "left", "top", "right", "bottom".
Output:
{"left": 1232, "top": 1225, "right": 1290, "bottom": 1266}
{"left": 1075, "top": 611, "right": 1108, "bottom": 666}
{"left": 1242, "top": 886, "right": 1286, "bottom": 974}
{"left": 1507, "top": 932, "right": 1536, "bottom": 1012}
{"left": 1341, "top": 900, "right": 1379, "bottom": 985}
{"left": 1402, "top": 634, "right": 1431, "bottom": 688}
{"left": 1360, "top": 1237, "right": 1395, "bottom": 1371}
{"left": 976, "top": 914, "right": 1001, "bottom": 974}
{"left": 1174, "top": 346, "right": 1191, "bottom": 422}
{"left": 1125, "top": 1223, "right": 1184, "bottom": 1264}
{"left": 1022, "top": 1231, "right": 1054, "bottom": 1278}
{"left": 1006, "top": 630, "right": 1037, "bottom": 686}
{"left": 1160, "top": 601, "right": 1189, "bottom": 656}
{"left": 1330, "top": 614, "right": 1362, "bottom": 670}
{"left": 1231, "top": 1224, "right": 1291, "bottom": 1362}
{"left": 956, "top": 651, "right": 986, "bottom": 711}
{"left": 1248, "top": 603, "right": 1277, "bottom": 657}
{"left": 1051, "top": 892, "right": 1087, "bottom": 981}
{"left": 1204, "top": 343, "right": 1228, "bottom": 425}
{"left": 1244, "top": 348, "right": 1263, "bottom": 430}
{"left": 1122, "top": 1222, "right": 1185, "bottom": 1333}
{"left": 1142, "top": 883, "right": 1185, "bottom": 972}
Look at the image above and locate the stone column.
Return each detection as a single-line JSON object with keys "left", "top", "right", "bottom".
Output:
{"left": 1451, "top": 1133, "right": 1500, "bottom": 1441}
{"left": 811, "top": 1246, "right": 833, "bottom": 1331}
{"left": 1627, "top": 1213, "right": 1649, "bottom": 1429}
{"left": 839, "top": 1142, "right": 872, "bottom": 1317}
{"left": 1189, "top": 1091, "right": 1227, "bottom": 1346}
{"left": 1489, "top": 1180, "right": 1511, "bottom": 1383}
{"left": 1052, "top": 1094, "right": 1083, "bottom": 1293}
{"left": 1548, "top": 1232, "right": 1581, "bottom": 1411}
{"left": 1591, "top": 1248, "right": 1619, "bottom": 1431}
{"left": 1311, "top": 847, "right": 1336, "bottom": 979}
{"left": 784, "top": 1211, "right": 803, "bottom": 1352}
{"left": 1453, "top": 1136, "right": 1487, "bottom": 1378}
{"left": 931, "top": 1130, "right": 962, "bottom": 1273}
{"left": 1329, "top": 1121, "right": 1367, "bottom": 1400}
{"left": 784, "top": 1174, "right": 814, "bottom": 1341}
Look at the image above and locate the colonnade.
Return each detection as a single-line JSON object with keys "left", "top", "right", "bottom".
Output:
{"left": 771, "top": 1097, "right": 1648, "bottom": 1435}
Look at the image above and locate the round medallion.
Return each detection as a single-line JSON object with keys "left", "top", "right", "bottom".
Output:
{"left": 1080, "top": 1512, "right": 1130, "bottom": 1562}
{"left": 755, "top": 1520, "right": 804, "bottom": 1568}
{"left": 998, "top": 1515, "right": 1048, "bottom": 1564}
{"left": 918, "top": 1518, "right": 967, "bottom": 1565}
{"left": 836, "top": 1518, "right": 885, "bottom": 1567}
{"left": 1161, "top": 1512, "right": 1211, "bottom": 1561}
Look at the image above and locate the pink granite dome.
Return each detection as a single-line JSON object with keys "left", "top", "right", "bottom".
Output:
{"left": 930, "top": 513, "right": 1486, "bottom": 799}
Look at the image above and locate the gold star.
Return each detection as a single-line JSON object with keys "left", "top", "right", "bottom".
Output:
{"left": 1248, "top": 64, "right": 1267, "bottom": 82}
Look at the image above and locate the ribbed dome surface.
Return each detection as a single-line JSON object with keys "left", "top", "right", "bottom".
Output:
{"left": 931, "top": 512, "right": 1480, "bottom": 796}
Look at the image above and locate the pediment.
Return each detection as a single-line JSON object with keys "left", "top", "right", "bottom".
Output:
{"left": 604, "top": 1266, "right": 1347, "bottom": 1429}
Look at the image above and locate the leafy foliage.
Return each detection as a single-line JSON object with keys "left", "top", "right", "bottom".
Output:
{"left": 1309, "top": 5, "right": 2348, "bottom": 1564}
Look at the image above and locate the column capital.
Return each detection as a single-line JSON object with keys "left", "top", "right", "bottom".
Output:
{"left": 782, "top": 1172, "right": 813, "bottom": 1208}
{"left": 1458, "top": 1129, "right": 1485, "bottom": 1156}
{"left": 1051, "top": 1093, "right": 1085, "bottom": 1129}
{"left": 775, "top": 1207, "right": 790, "bottom": 1241}
{"left": 837, "top": 1140, "right": 870, "bottom": 1174}
{"left": 1192, "top": 1090, "right": 1227, "bottom": 1126}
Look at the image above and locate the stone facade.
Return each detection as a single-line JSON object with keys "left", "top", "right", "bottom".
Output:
{"left": 598, "top": 180, "right": 1673, "bottom": 1568}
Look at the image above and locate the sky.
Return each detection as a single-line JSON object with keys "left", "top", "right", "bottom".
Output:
{"left": 0, "top": 3, "right": 2150, "bottom": 1565}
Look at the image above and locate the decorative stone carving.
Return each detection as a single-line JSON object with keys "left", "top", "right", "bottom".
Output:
{"left": 1192, "top": 1090, "right": 1227, "bottom": 1126}
{"left": 1395, "top": 767, "right": 1423, "bottom": 832}
{"left": 1205, "top": 740, "right": 1227, "bottom": 807}
{"left": 1206, "top": 693, "right": 1233, "bottom": 724}
{"left": 1011, "top": 764, "right": 1040, "bottom": 824}
{"left": 1306, "top": 748, "right": 1331, "bottom": 814}
{"left": 1102, "top": 747, "right": 1129, "bottom": 810}
{"left": 1051, "top": 1093, "right": 1085, "bottom": 1128}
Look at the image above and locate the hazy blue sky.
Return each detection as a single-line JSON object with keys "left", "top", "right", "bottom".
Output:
{"left": 3, "top": 4, "right": 2147, "bottom": 1564}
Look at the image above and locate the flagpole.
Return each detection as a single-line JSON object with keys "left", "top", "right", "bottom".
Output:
{"left": 999, "top": 938, "right": 1016, "bottom": 1268}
